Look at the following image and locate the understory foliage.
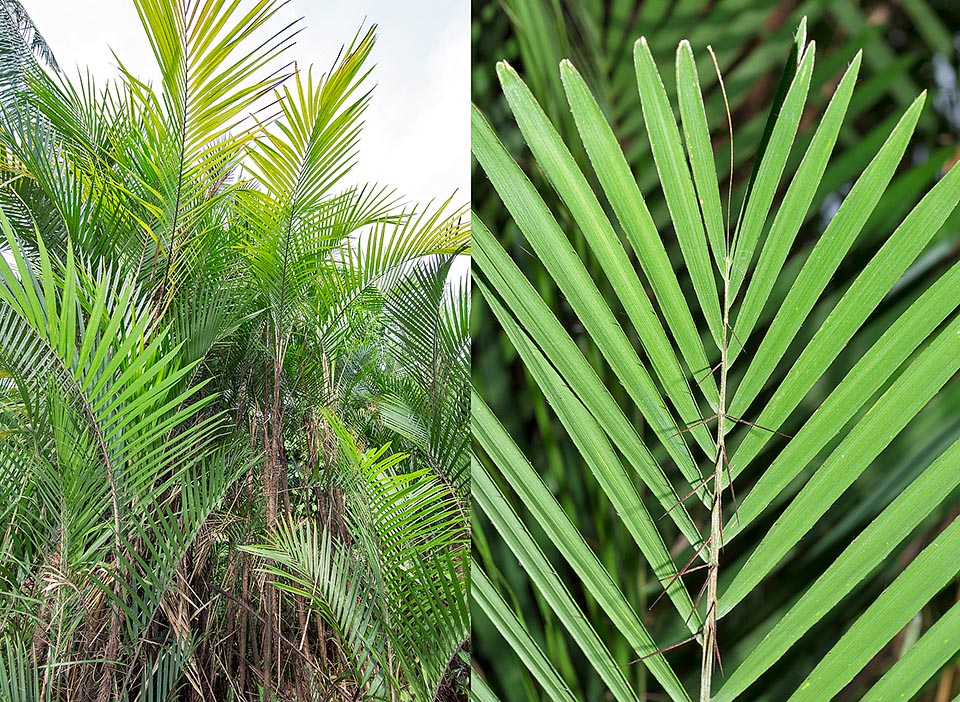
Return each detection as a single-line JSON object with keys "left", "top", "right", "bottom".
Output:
{"left": 472, "top": 9, "right": 960, "bottom": 702}
{"left": 0, "top": 1, "right": 469, "bottom": 700}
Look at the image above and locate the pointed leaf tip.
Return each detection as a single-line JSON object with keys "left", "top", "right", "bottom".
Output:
{"left": 558, "top": 59, "right": 580, "bottom": 84}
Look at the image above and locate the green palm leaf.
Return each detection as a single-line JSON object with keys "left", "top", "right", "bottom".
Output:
{"left": 0, "top": 212, "right": 235, "bottom": 696}
{"left": 245, "top": 416, "right": 469, "bottom": 700}
{"left": 242, "top": 519, "right": 389, "bottom": 695}
{"left": 474, "top": 20, "right": 960, "bottom": 702}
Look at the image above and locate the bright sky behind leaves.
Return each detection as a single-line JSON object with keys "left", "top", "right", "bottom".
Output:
{"left": 23, "top": 0, "right": 470, "bottom": 210}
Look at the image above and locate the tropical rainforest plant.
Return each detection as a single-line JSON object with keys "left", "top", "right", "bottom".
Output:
{"left": 0, "top": 1, "right": 469, "bottom": 700}
{"left": 472, "top": 17, "right": 960, "bottom": 702}
{"left": 243, "top": 414, "right": 469, "bottom": 701}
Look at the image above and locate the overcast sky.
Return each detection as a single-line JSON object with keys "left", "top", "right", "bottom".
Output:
{"left": 22, "top": 0, "right": 470, "bottom": 210}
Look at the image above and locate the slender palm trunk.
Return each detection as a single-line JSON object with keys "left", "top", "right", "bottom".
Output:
{"left": 263, "top": 330, "right": 286, "bottom": 696}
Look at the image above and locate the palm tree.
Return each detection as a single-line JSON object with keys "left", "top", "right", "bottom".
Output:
{"left": 244, "top": 413, "right": 469, "bottom": 700}
{"left": 0, "top": 0, "right": 469, "bottom": 700}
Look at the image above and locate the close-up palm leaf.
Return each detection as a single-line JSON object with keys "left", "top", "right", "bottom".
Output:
{"left": 472, "top": 14, "right": 960, "bottom": 702}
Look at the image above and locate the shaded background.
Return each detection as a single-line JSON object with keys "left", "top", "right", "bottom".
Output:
{"left": 472, "top": 1, "right": 960, "bottom": 700}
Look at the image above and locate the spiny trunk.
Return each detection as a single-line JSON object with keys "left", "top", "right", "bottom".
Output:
{"left": 263, "top": 343, "right": 284, "bottom": 696}
{"left": 237, "top": 423, "right": 257, "bottom": 696}
{"left": 98, "top": 593, "right": 121, "bottom": 702}
{"left": 238, "top": 558, "right": 250, "bottom": 694}
{"left": 299, "top": 412, "right": 320, "bottom": 672}
{"left": 262, "top": 414, "right": 277, "bottom": 696}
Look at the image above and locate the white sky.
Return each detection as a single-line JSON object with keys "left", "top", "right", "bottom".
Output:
{"left": 22, "top": 0, "right": 470, "bottom": 210}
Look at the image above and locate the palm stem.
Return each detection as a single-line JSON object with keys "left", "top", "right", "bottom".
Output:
{"left": 701, "top": 253, "right": 732, "bottom": 701}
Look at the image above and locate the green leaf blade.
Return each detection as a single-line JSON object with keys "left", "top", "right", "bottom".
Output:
{"left": 787, "top": 516, "right": 960, "bottom": 702}
{"left": 731, "top": 133, "right": 960, "bottom": 479}
{"left": 675, "top": 41, "right": 726, "bottom": 275}
{"left": 497, "top": 61, "right": 715, "bottom": 459}
{"left": 721, "top": 312, "right": 960, "bottom": 615}
{"left": 472, "top": 104, "right": 703, "bottom": 495}
{"left": 729, "top": 92, "right": 926, "bottom": 421}
{"left": 715, "top": 437, "right": 960, "bottom": 702}
{"left": 634, "top": 37, "right": 723, "bottom": 348}
{"left": 859, "top": 599, "right": 960, "bottom": 702}
{"left": 560, "top": 58, "right": 720, "bottom": 409}
{"left": 729, "top": 42, "right": 816, "bottom": 300}
{"left": 473, "top": 567, "right": 581, "bottom": 702}
{"left": 724, "top": 259, "right": 960, "bottom": 540}
{"left": 473, "top": 216, "right": 702, "bottom": 545}
{"left": 475, "top": 294, "right": 702, "bottom": 625}
{"left": 473, "top": 439, "right": 691, "bottom": 702}
{"left": 731, "top": 51, "right": 862, "bottom": 359}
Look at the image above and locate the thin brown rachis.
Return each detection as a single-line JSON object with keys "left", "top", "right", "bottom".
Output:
{"left": 699, "top": 44, "right": 733, "bottom": 702}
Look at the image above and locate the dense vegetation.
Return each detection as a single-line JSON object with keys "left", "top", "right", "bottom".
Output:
{"left": 0, "top": 1, "right": 470, "bottom": 700}
{"left": 472, "top": 2, "right": 960, "bottom": 701}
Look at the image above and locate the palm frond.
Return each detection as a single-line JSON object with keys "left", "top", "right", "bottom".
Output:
{"left": 245, "top": 417, "right": 469, "bottom": 700}
{"left": 474, "top": 21, "right": 960, "bottom": 701}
